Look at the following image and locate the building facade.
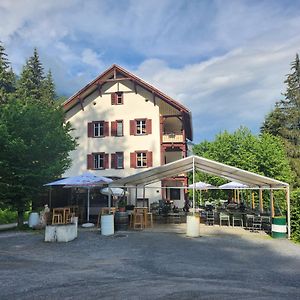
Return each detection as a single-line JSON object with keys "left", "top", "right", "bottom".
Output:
{"left": 63, "top": 65, "right": 192, "bottom": 207}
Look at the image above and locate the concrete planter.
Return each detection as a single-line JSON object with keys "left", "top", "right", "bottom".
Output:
{"left": 45, "top": 223, "right": 78, "bottom": 242}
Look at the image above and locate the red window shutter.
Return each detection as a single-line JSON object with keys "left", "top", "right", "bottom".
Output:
{"left": 111, "top": 153, "right": 116, "bottom": 169}
{"left": 104, "top": 121, "right": 109, "bottom": 137}
{"left": 111, "top": 121, "right": 117, "bottom": 136}
{"left": 147, "top": 151, "right": 153, "bottom": 167}
{"left": 87, "top": 154, "right": 93, "bottom": 169}
{"left": 146, "top": 119, "right": 152, "bottom": 134}
{"left": 104, "top": 153, "right": 109, "bottom": 169}
{"left": 87, "top": 122, "right": 93, "bottom": 137}
{"left": 111, "top": 93, "right": 116, "bottom": 105}
{"left": 130, "top": 152, "right": 136, "bottom": 168}
{"left": 130, "top": 120, "right": 135, "bottom": 135}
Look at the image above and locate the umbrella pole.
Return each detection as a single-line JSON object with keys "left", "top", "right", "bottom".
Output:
{"left": 192, "top": 156, "right": 195, "bottom": 214}
{"left": 87, "top": 188, "right": 90, "bottom": 222}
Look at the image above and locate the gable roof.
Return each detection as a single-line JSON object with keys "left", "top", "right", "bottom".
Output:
{"left": 109, "top": 155, "right": 289, "bottom": 189}
{"left": 62, "top": 64, "right": 193, "bottom": 140}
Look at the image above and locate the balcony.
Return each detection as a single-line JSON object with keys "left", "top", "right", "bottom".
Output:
{"left": 162, "top": 132, "right": 184, "bottom": 143}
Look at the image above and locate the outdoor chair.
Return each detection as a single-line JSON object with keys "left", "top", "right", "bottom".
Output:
{"left": 251, "top": 216, "right": 262, "bottom": 232}
{"left": 206, "top": 211, "right": 215, "bottom": 226}
{"left": 246, "top": 214, "right": 254, "bottom": 229}
{"left": 133, "top": 213, "right": 144, "bottom": 230}
{"left": 52, "top": 213, "right": 63, "bottom": 224}
{"left": 219, "top": 212, "right": 230, "bottom": 226}
{"left": 232, "top": 214, "right": 243, "bottom": 227}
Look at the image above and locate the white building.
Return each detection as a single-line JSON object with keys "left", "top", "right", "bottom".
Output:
{"left": 63, "top": 65, "right": 192, "bottom": 208}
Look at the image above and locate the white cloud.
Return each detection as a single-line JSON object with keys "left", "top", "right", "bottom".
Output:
{"left": 81, "top": 48, "right": 103, "bottom": 67}
{"left": 0, "top": 0, "right": 300, "bottom": 142}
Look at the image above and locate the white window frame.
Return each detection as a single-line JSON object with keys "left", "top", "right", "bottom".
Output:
{"left": 136, "top": 152, "right": 147, "bottom": 168}
{"left": 136, "top": 119, "right": 146, "bottom": 135}
{"left": 94, "top": 153, "right": 104, "bottom": 169}
{"left": 94, "top": 122, "right": 104, "bottom": 137}
{"left": 116, "top": 92, "right": 123, "bottom": 104}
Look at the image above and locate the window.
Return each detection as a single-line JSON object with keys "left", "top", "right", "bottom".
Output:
{"left": 111, "top": 152, "right": 124, "bottom": 169}
{"left": 116, "top": 120, "right": 123, "bottom": 136}
{"left": 94, "top": 121, "right": 104, "bottom": 137}
{"left": 116, "top": 92, "right": 123, "bottom": 104}
{"left": 116, "top": 152, "right": 124, "bottom": 169}
{"left": 87, "top": 153, "right": 109, "bottom": 169}
{"left": 170, "top": 188, "right": 180, "bottom": 200}
{"left": 136, "top": 119, "right": 146, "bottom": 135}
{"left": 130, "top": 151, "right": 152, "bottom": 168}
{"left": 130, "top": 119, "right": 152, "bottom": 135}
{"left": 94, "top": 153, "right": 104, "bottom": 169}
{"left": 111, "top": 92, "right": 123, "bottom": 105}
{"left": 88, "top": 121, "right": 109, "bottom": 137}
{"left": 136, "top": 152, "right": 147, "bottom": 167}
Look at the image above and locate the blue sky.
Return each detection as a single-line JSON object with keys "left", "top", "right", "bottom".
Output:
{"left": 1, "top": 0, "right": 300, "bottom": 143}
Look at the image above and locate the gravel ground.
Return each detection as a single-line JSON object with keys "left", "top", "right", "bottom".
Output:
{"left": 0, "top": 227, "right": 300, "bottom": 300}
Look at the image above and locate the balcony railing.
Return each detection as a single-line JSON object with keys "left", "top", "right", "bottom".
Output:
{"left": 162, "top": 132, "right": 184, "bottom": 143}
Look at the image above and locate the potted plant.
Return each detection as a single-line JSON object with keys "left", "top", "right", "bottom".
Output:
{"left": 118, "top": 199, "right": 127, "bottom": 212}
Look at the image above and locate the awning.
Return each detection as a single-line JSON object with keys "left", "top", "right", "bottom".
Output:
{"left": 110, "top": 155, "right": 288, "bottom": 188}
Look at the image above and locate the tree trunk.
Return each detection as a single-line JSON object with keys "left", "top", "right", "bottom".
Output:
{"left": 17, "top": 210, "right": 24, "bottom": 228}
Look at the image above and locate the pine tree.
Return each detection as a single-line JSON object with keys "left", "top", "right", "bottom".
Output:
{"left": 17, "top": 48, "right": 45, "bottom": 103}
{"left": 0, "top": 41, "right": 15, "bottom": 104}
{"left": 42, "top": 70, "right": 56, "bottom": 104}
{"left": 262, "top": 54, "right": 300, "bottom": 187}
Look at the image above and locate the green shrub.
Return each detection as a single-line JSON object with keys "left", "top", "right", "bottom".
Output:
{"left": 291, "top": 189, "right": 300, "bottom": 242}
{"left": 0, "top": 209, "right": 18, "bottom": 224}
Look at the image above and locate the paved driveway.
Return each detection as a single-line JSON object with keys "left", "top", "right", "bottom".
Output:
{"left": 0, "top": 227, "right": 300, "bottom": 299}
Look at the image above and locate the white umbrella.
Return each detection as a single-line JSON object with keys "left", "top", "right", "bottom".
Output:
{"left": 188, "top": 181, "right": 216, "bottom": 190}
{"left": 101, "top": 187, "right": 126, "bottom": 196}
{"left": 44, "top": 172, "right": 113, "bottom": 222}
{"left": 188, "top": 181, "right": 217, "bottom": 206}
{"left": 219, "top": 181, "right": 248, "bottom": 189}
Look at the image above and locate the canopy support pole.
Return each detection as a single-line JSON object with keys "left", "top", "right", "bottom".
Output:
{"left": 143, "top": 186, "right": 146, "bottom": 207}
{"left": 252, "top": 192, "right": 255, "bottom": 210}
{"left": 270, "top": 188, "right": 274, "bottom": 217}
{"left": 286, "top": 186, "right": 291, "bottom": 239}
{"left": 87, "top": 188, "right": 90, "bottom": 222}
{"left": 192, "top": 156, "right": 195, "bottom": 214}
{"left": 259, "top": 188, "right": 263, "bottom": 213}
{"left": 135, "top": 186, "right": 138, "bottom": 207}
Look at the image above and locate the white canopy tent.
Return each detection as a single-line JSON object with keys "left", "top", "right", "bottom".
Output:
{"left": 110, "top": 155, "right": 290, "bottom": 238}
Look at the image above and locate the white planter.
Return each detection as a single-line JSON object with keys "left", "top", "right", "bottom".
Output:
{"left": 45, "top": 224, "right": 77, "bottom": 242}
{"left": 186, "top": 215, "right": 200, "bottom": 237}
{"left": 101, "top": 214, "right": 114, "bottom": 236}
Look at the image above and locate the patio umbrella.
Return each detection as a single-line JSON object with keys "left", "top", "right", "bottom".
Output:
{"left": 44, "top": 172, "right": 113, "bottom": 222}
{"left": 219, "top": 181, "right": 249, "bottom": 204}
{"left": 188, "top": 181, "right": 217, "bottom": 206}
{"left": 219, "top": 181, "right": 249, "bottom": 189}
{"left": 101, "top": 187, "right": 126, "bottom": 197}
